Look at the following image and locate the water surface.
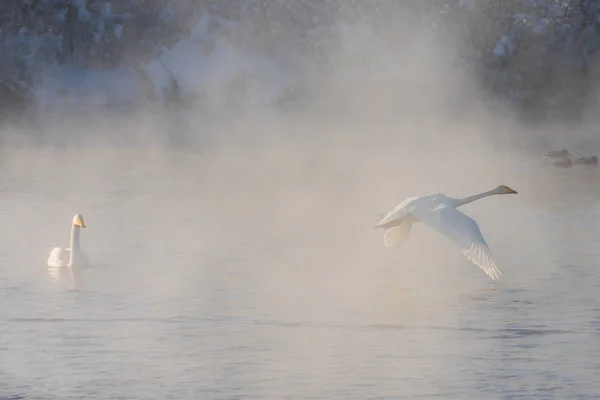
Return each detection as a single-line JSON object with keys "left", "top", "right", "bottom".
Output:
{"left": 2, "top": 142, "right": 600, "bottom": 400}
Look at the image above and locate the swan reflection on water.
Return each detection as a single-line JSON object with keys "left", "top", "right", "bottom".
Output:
{"left": 47, "top": 264, "right": 83, "bottom": 290}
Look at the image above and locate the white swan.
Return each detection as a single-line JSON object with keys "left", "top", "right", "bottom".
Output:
{"left": 375, "top": 185, "right": 518, "bottom": 280}
{"left": 47, "top": 214, "right": 87, "bottom": 267}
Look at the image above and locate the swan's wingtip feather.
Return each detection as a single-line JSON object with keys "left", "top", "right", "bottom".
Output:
{"left": 462, "top": 246, "right": 502, "bottom": 280}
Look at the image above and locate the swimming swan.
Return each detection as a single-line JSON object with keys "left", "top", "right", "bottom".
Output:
{"left": 47, "top": 214, "right": 86, "bottom": 267}
{"left": 375, "top": 185, "right": 518, "bottom": 280}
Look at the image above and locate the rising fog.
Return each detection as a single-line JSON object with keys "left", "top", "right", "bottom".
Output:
{"left": 2, "top": 0, "right": 600, "bottom": 371}
{"left": 4, "top": 2, "right": 600, "bottom": 398}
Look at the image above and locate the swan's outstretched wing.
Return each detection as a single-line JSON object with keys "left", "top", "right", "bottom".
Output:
{"left": 47, "top": 247, "right": 69, "bottom": 267}
{"left": 412, "top": 203, "right": 502, "bottom": 280}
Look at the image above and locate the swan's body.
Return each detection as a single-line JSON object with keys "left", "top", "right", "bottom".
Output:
{"left": 47, "top": 214, "right": 86, "bottom": 267}
{"left": 375, "top": 185, "right": 518, "bottom": 280}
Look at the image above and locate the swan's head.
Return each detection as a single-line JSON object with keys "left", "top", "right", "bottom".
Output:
{"left": 72, "top": 214, "right": 86, "bottom": 228}
{"left": 495, "top": 185, "right": 518, "bottom": 195}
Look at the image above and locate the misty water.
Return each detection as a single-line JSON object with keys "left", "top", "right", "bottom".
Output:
{"left": 1, "top": 113, "right": 600, "bottom": 399}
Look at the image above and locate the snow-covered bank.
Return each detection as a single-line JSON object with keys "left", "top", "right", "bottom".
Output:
{"left": 33, "top": 65, "right": 144, "bottom": 110}
{"left": 144, "top": 14, "right": 292, "bottom": 108}
{"left": 3, "top": 0, "right": 600, "bottom": 121}
{"left": 31, "top": 13, "right": 295, "bottom": 112}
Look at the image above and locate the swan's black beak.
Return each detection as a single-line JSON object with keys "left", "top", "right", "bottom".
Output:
{"left": 508, "top": 188, "right": 518, "bottom": 194}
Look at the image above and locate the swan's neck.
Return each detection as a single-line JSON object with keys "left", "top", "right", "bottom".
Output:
{"left": 68, "top": 224, "right": 80, "bottom": 267}
{"left": 450, "top": 189, "right": 499, "bottom": 208}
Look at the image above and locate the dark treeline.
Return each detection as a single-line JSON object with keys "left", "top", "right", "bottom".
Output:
{"left": 0, "top": 0, "right": 599, "bottom": 121}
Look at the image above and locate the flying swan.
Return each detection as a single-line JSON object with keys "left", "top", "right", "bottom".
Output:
{"left": 47, "top": 214, "right": 87, "bottom": 267}
{"left": 375, "top": 185, "right": 518, "bottom": 280}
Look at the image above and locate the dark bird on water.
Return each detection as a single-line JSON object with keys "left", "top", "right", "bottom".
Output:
{"left": 543, "top": 149, "right": 597, "bottom": 169}
{"left": 543, "top": 149, "right": 572, "bottom": 160}
{"left": 574, "top": 156, "right": 598, "bottom": 167}
{"left": 552, "top": 158, "right": 573, "bottom": 168}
